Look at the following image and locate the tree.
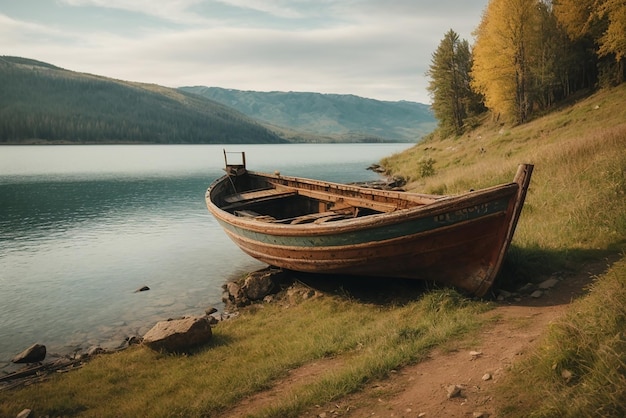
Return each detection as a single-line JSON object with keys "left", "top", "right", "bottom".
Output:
{"left": 596, "top": 0, "right": 626, "bottom": 84}
{"left": 471, "top": 0, "right": 545, "bottom": 124}
{"left": 553, "top": 0, "right": 625, "bottom": 87}
{"left": 427, "top": 29, "right": 481, "bottom": 136}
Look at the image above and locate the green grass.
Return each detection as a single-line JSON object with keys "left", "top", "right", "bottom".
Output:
{"left": 379, "top": 84, "right": 626, "bottom": 418}
{"left": 0, "top": 290, "right": 490, "bottom": 417}
{"left": 382, "top": 84, "right": 626, "bottom": 283}
{"left": 496, "top": 258, "right": 626, "bottom": 417}
{"left": 2, "top": 84, "right": 626, "bottom": 417}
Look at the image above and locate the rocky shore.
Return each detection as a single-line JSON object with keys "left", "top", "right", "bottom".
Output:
{"left": 2, "top": 258, "right": 565, "bottom": 395}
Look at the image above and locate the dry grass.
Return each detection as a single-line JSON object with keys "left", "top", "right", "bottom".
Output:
{"left": 0, "top": 290, "right": 489, "bottom": 417}
{"left": 2, "top": 84, "right": 625, "bottom": 417}
{"left": 497, "top": 258, "right": 626, "bottom": 417}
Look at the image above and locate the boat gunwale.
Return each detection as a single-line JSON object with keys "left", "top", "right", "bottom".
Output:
{"left": 206, "top": 172, "right": 520, "bottom": 237}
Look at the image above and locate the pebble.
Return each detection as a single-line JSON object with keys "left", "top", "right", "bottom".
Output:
{"left": 447, "top": 384, "right": 462, "bottom": 398}
{"left": 469, "top": 350, "right": 483, "bottom": 359}
{"left": 538, "top": 278, "right": 559, "bottom": 289}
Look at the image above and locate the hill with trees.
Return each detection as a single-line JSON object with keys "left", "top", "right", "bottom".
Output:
{"left": 179, "top": 86, "right": 436, "bottom": 142}
{"left": 0, "top": 56, "right": 285, "bottom": 144}
{"left": 0, "top": 57, "right": 435, "bottom": 145}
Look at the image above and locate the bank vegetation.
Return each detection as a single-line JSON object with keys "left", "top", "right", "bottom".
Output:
{"left": 1, "top": 80, "right": 625, "bottom": 418}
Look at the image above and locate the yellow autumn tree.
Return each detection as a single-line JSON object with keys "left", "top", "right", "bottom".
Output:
{"left": 471, "top": 0, "right": 544, "bottom": 124}
{"left": 597, "top": 0, "right": 626, "bottom": 83}
{"left": 552, "top": 0, "right": 599, "bottom": 41}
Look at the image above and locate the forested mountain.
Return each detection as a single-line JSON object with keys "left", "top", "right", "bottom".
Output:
{"left": 0, "top": 56, "right": 434, "bottom": 145}
{"left": 179, "top": 86, "right": 436, "bottom": 142}
{"left": 0, "top": 56, "right": 284, "bottom": 144}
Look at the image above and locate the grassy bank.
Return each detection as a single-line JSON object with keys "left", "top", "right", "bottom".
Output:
{"left": 1, "top": 85, "right": 625, "bottom": 417}
{"left": 497, "top": 258, "right": 626, "bottom": 417}
{"left": 0, "top": 290, "right": 490, "bottom": 417}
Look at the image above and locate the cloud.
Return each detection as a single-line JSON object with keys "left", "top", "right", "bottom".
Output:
{"left": 1, "top": 1, "right": 489, "bottom": 102}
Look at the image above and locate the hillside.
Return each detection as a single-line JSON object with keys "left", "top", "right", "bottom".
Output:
{"left": 0, "top": 85, "right": 624, "bottom": 418}
{"left": 0, "top": 56, "right": 284, "bottom": 144}
{"left": 180, "top": 86, "right": 436, "bottom": 142}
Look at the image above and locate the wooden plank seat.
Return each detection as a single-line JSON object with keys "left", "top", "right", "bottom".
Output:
{"left": 288, "top": 208, "right": 355, "bottom": 224}
{"left": 289, "top": 211, "right": 341, "bottom": 224}
{"left": 222, "top": 188, "right": 297, "bottom": 210}
{"left": 234, "top": 209, "right": 276, "bottom": 222}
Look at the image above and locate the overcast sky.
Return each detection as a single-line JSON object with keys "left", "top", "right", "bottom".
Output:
{"left": 1, "top": 0, "right": 489, "bottom": 103}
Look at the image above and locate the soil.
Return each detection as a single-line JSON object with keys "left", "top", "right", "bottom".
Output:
{"left": 223, "top": 260, "right": 610, "bottom": 418}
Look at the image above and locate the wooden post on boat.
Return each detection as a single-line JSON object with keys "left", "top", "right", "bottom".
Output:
{"left": 223, "top": 150, "right": 247, "bottom": 177}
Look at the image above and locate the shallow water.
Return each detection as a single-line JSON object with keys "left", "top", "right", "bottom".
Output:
{"left": 0, "top": 143, "right": 412, "bottom": 366}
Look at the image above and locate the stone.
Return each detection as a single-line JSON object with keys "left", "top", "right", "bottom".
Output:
{"left": 86, "top": 346, "right": 105, "bottom": 357}
{"left": 517, "top": 283, "right": 535, "bottom": 294}
{"left": 127, "top": 336, "right": 142, "bottom": 345}
{"left": 16, "top": 409, "right": 32, "bottom": 418}
{"left": 12, "top": 343, "right": 46, "bottom": 364}
{"left": 561, "top": 369, "right": 573, "bottom": 382}
{"left": 482, "top": 373, "right": 492, "bottom": 381}
{"left": 497, "top": 289, "right": 512, "bottom": 300}
{"left": 469, "top": 350, "right": 483, "bottom": 359}
{"left": 134, "top": 285, "right": 150, "bottom": 293}
{"left": 538, "top": 278, "right": 559, "bottom": 289}
{"left": 205, "top": 306, "right": 218, "bottom": 316}
{"left": 446, "top": 384, "right": 463, "bottom": 399}
{"left": 530, "top": 290, "right": 543, "bottom": 298}
{"left": 143, "top": 316, "right": 212, "bottom": 352}
{"left": 243, "top": 270, "right": 276, "bottom": 300}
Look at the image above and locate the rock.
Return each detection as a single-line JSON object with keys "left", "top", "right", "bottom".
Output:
{"left": 561, "top": 369, "right": 573, "bottom": 382}
{"left": 243, "top": 270, "right": 276, "bottom": 300}
{"left": 530, "top": 290, "right": 543, "bottom": 298}
{"left": 469, "top": 350, "right": 483, "bottom": 359}
{"left": 497, "top": 289, "right": 512, "bottom": 300}
{"left": 143, "top": 316, "right": 212, "bottom": 352}
{"left": 446, "top": 384, "right": 463, "bottom": 399}
{"left": 473, "top": 412, "right": 490, "bottom": 418}
{"left": 134, "top": 285, "right": 150, "bottom": 293}
{"left": 482, "top": 373, "right": 492, "bottom": 381}
{"left": 223, "top": 267, "right": 289, "bottom": 309}
{"left": 16, "top": 409, "right": 32, "bottom": 418}
{"left": 12, "top": 343, "right": 46, "bottom": 364}
{"left": 538, "top": 278, "right": 559, "bottom": 289}
{"left": 86, "top": 346, "right": 105, "bottom": 357}
{"left": 127, "top": 336, "right": 142, "bottom": 345}
{"left": 517, "top": 282, "right": 535, "bottom": 294}
{"left": 205, "top": 306, "right": 218, "bottom": 316}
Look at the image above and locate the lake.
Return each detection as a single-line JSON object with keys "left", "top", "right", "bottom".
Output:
{"left": 0, "top": 143, "right": 412, "bottom": 369}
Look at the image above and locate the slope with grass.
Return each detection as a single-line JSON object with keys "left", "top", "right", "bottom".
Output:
{"left": 0, "top": 86, "right": 624, "bottom": 417}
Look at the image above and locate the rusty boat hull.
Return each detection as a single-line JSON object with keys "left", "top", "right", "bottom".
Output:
{"left": 206, "top": 156, "right": 533, "bottom": 297}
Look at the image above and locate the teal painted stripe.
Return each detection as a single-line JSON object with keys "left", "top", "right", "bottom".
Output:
{"left": 219, "top": 197, "right": 510, "bottom": 248}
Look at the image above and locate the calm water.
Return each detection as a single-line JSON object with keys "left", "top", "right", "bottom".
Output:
{"left": 0, "top": 143, "right": 412, "bottom": 368}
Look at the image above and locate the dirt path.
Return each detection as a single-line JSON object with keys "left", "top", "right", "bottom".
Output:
{"left": 225, "top": 262, "right": 604, "bottom": 418}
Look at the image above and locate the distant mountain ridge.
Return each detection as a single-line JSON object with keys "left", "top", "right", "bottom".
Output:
{"left": 0, "top": 56, "right": 284, "bottom": 144}
{"left": 180, "top": 87, "right": 436, "bottom": 142}
{"left": 0, "top": 56, "right": 435, "bottom": 144}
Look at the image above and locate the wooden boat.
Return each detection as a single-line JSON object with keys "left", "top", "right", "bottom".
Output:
{"left": 206, "top": 151, "right": 533, "bottom": 296}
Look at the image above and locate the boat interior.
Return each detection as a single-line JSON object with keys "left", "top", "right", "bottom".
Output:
{"left": 216, "top": 151, "right": 445, "bottom": 225}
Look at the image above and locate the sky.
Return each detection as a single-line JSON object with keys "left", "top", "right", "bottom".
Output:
{"left": 1, "top": 0, "right": 489, "bottom": 104}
